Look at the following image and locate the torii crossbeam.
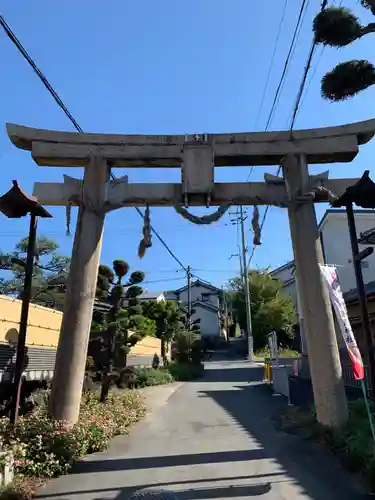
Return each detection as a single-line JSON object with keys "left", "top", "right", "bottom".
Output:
{"left": 7, "top": 118, "right": 375, "bottom": 428}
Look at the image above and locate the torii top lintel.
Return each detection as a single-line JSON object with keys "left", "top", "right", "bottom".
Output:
{"left": 6, "top": 119, "right": 375, "bottom": 168}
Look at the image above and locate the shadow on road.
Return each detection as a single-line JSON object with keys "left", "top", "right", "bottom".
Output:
{"left": 202, "top": 363, "right": 260, "bottom": 383}
{"left": 71, "top": 449, "right": 266, "bottom": 474}
{"left": 114, "top": 483, "right": 273, "bottom": 499}
{"left": 38, "top": 474, "right": 280, "bottom": 499}
{"left": 37, "top": 363, "right": 370, "bottom": 500}
{"left": 197, "top": 365, "right": 369, "bottom": 500}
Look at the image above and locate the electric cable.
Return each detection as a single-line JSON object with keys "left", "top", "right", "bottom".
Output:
{"left": 0, "top": 13, "right": 189, "bottom": 275}
{"left": 247, "top": 0, "right": 329, "bottom": 269}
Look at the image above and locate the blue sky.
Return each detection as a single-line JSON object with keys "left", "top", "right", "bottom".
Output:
{"left": 1, "top": 0, "right": 375, "bottom": 293}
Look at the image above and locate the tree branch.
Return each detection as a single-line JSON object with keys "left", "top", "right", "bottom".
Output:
{"left": 360, "top": 22, "right": 375, "bottom": 36}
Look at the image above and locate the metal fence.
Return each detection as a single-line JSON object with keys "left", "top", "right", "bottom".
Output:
{"left": 342, "top": 363, "right": 371, "bottom": 395}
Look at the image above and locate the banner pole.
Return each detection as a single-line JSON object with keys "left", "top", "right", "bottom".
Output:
{"left": 360, "top": 378, "right": 375, "bottom": 448}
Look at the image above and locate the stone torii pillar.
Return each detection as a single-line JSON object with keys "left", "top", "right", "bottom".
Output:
{"left": 283, "top": 154, "right": 347, "bottom": 426}
{"left": 6, "top": 119, "right": 375, "bottom": 427}
{"left": 50, "top": 155, "right": 109, "bottom": 422}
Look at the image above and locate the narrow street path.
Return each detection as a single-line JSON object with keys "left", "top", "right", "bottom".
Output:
{"left": 37, "top": 362, "right": 370, "bottom": 500}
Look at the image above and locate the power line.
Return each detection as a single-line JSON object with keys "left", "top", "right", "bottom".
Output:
{"left": 294, "top": 0, "right": 344, "bottom": 117}
{"left": 0, "top": 14, "right": 188, "bottom": 274}
{"left": 0, "top": 15, "right": 83, "bottom": 133}
{"left": 192, "top": 269, "right": 239, "bottom": 273}
{"left": 134, "top": 207, "right": 187, "bottom": 271}
{"left": 264, "top": 0, "right": 310, "bottom": 131}
{"left": 247, "top": 0, "right": 309, "bottom": 196}
{"left": 254, "top": 0, "right": 289, "bottom": 130}
{"left": 0, "top": 223, "right": 234, "bottom": 237}
{"left": 245, "top": 0, "right": 310, "bottom": 267}
{"left": 291, "top": 45, "right": 325, "bottom": 123}
{"left": 247, "top": 0, "right": 328, "bottom": 269}
{"left": 295, "top": 0, "right": 344, "bottom": 116}
{"left": 141, "top": 276, "right": 185, "bottom": 285}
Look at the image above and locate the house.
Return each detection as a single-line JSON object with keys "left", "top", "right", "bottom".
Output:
{"left": 269, "top": 260, "right": 297, "bottom": 310}
{"left": 138, "top": 291, "right": 165, "bottom": 302}
{"left": 319, "top": 209, "right": 375, "bottom": 294}
{"left": 271, "top": 209, "right": 375, "bottom": 302}
{"left": 345, "top": 281, "right": 375, "bottom": 355}
{"left": 270, "top": 208, "right": 375, "bottom": 356}
{"left": 165, "top": 279, "right": 223, "bottom": 340}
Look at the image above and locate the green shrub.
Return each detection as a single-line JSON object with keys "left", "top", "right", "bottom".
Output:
{"left": 279, "top": 399, "right": 375, "bottom": 492}
{"left": 172, "top": 330, "right": 202, "bottom": 365}
{"left": 168, "top": 361, "right": 204, "bottom": 381}
{"left": 131, "top": 362, "right": 204, "bottom": 387}
{"left": 134, "top": 367, "right": 174, "bottom": 387}
{"left": 0, "top": 391, "right": 145, "bottom": 480}
{"left": 152, "top": 353, "right": 160, "bottom": 370}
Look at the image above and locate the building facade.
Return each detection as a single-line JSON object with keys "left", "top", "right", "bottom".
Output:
{"left": 270, "top": 209, "right": 375, "bottom": 356}
{"left": 271, "top": 209, "right": 375, "bottom": 302}
{"left": 165, "top": 280, "right": 222, "bottom": 340}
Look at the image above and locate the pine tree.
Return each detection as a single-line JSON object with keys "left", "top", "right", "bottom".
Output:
{"left": 0, "top": 236, "right": 69, "bottom": 310}
{"left": 313, "top": 3, "right": 375, "bottom": 100}
{"left": 91, "top": 260, "right": 146, "bottom": 402}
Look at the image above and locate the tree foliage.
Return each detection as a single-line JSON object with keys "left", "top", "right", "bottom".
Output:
{"left": 141, "top": 300, "right": 185, "bottom": 365}
{"left": 0, "top": 236, "right": 70, "bottom": 310}
{"left": 313, "top": 4, "right": 375, "bottom": 100}
{"left": 89, "top": 260, "right": 148, "bottom": 401}
{"left": 171, "top": 329, "right": 203, "bottom": 366}
{"left": 226, "top": 269, "right": 296, "bottom": 350}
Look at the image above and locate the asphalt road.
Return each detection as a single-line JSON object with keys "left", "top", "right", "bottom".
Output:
{"left": 36, "top": 361, "right": 370, "bottom": 500}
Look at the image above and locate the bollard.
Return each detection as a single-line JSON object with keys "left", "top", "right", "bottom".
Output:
{"left": 264, "top": 357, "right": 271, "bottom": 383}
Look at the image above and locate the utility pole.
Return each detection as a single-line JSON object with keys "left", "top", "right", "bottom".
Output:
{"left": 240, "top": 206, "right": 254, "bottom": 361}
{"left": 187, "top": 265, "right": 192, "bottom": 329}
{"left": 221, "top": 285, "right": 229, "bottom": 336}
{"left": 238, "top": 245, "right": 244, "bottom": 285}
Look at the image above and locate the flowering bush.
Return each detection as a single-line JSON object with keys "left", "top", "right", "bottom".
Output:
{"left": 0, "top": 390, "right": 145, "bottom": 480}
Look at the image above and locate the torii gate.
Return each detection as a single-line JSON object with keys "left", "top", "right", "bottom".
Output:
{"left": 6, "top": 119, "right": 375, "bottom": 428}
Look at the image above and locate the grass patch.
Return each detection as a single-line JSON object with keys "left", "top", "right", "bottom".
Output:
{"left": 235, "top": 324, "right": 242, "bottom": 337}
{"left": 278, "top": 399, "right": 375, "bottom": 492}
{"left": 254, "top": 347, "right": 300, "bottom": 361}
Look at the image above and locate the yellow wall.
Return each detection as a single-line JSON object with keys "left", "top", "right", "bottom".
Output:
{"left": 0, "top": 295, "right": 62, "bottom": 348}
{"left": 130, "top": 336, "right": 162, "bottom": 356}
{"left": 0, "top": 295, "right": 164, "bottom": 357}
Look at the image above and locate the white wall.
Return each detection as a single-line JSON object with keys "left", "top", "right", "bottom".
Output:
{"left": 191, "top": 306, "right": 220, "bottom": 337}
{"left": 321, "top": 211, "right": 375, "bottom": 294}
{"left": 283, "top": 280, "right": 298, "bottom": 308}
{"left": 272, "top": 263, "right": 294, "bottom": 285}
{"left": 270, "top": 263, "right": 298, "bottom": 309}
